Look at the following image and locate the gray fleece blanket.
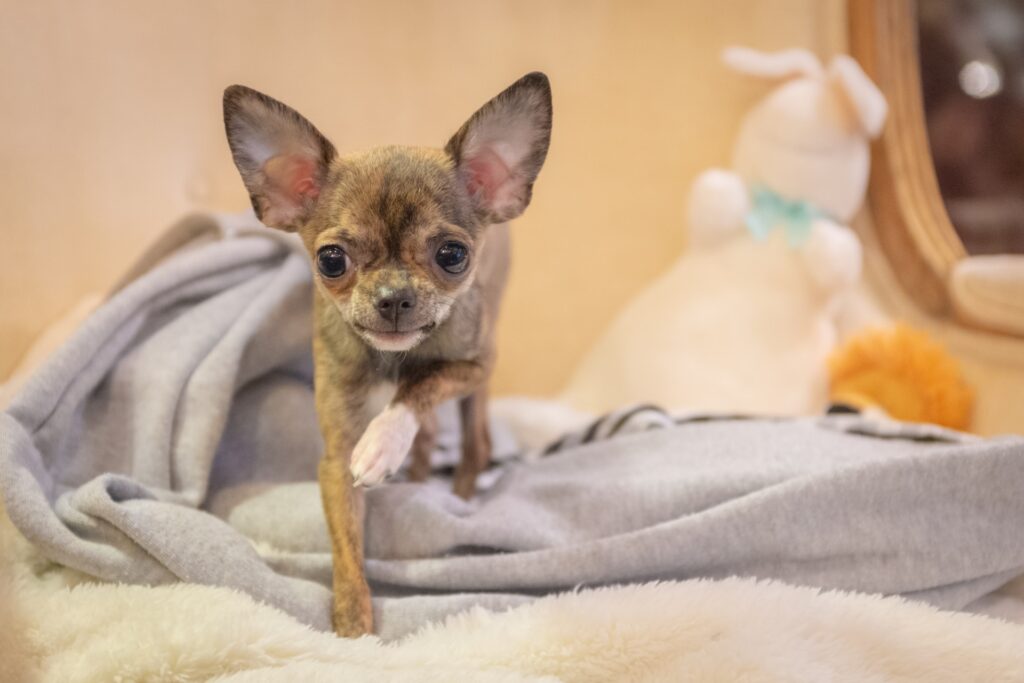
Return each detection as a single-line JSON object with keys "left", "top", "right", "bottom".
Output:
{"left": 3, "top": 213, "right": 1024, "bottom": 639}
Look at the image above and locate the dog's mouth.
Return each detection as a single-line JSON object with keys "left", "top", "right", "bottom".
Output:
{"left": 355, "top": 323, "right": 436, "bottom": 352}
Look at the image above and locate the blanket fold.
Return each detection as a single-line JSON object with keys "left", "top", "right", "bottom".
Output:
{"left": 2, "top": 212, "right": 1023, "bottom": 639}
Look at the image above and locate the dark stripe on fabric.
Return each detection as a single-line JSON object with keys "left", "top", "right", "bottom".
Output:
{"left": 607, "top": 404, "right": 668, "bottom": 437}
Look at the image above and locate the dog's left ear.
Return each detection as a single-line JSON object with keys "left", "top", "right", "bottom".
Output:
{"left": 223, "top": 85, "right": 336, "bottom": 231}
{"left": 446, "top": 72, "right": 552, "bottom": 224}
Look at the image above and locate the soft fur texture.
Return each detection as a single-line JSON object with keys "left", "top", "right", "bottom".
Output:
{"left": 4, "top": 511, "right": 1024, "bottom": 683}
{"left": 828, "top": 324, "right": 975, "bottom": 430}
{"left": 0, "top": 523, "right": 33, "bottom": 683}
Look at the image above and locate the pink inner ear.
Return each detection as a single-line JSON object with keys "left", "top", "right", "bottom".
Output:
{"left": 464, "top": 149, "right": 512, "bottom": 202}
{"left": 265, "top": 154, "right": 322, "bottom": 202}
{"left": 257, "top": 153, "right": 323, "bottom": 228}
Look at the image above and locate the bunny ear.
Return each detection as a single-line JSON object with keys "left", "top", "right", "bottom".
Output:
{"left": 828, "top": 55, "right": 888, "bottom": 138}
{"left": 722, "top": 46, "right": 824, "bottom": 80}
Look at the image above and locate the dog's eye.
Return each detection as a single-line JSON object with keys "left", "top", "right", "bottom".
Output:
{"left": 435, "top": 241, "right": 468, "bottom": 274}
{"left": 316, "top": 246, "right": 349, "bottom": 279}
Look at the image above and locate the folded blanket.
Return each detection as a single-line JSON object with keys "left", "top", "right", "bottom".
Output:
{"left": 2, "top": 212, "right": 1024, "bottom": 640}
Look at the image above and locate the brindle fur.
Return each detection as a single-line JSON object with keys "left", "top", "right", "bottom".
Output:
{"left": 223, "top": 74, "right": 551, "bottom": 637}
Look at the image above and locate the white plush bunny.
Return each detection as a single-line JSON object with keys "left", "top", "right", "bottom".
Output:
{"left": 562, "top": 47, "right": 887, "bottom": 416}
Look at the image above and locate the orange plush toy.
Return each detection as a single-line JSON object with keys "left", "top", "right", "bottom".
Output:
{"left": 828, "top": 324, "right": 974, "bottom": 431}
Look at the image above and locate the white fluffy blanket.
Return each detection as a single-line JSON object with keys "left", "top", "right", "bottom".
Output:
{"left": 3, "top": 512, "right": 1024, "bottom": 683}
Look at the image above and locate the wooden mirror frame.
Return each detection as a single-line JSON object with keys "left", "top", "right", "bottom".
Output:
{"left": 848, "top": 0, "right": 967, "bottom": 315}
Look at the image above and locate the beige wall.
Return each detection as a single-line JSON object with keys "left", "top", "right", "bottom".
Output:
{"left": 0, "top": 0, "right": 844, "bottom": 396}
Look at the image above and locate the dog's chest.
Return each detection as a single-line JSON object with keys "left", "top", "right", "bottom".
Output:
{"left": 363, "top": 381, "right": 397, "bottom": 421}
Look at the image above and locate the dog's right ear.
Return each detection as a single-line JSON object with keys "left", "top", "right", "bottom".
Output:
{"left": 223, "top": 86, "right": 336, "bottom": 231}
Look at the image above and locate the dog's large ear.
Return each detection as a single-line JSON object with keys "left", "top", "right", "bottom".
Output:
{"left": 223, "top": 86, "right": 336, "bottom": 231}
{"left": 445, "top": 72, "right": 552, "bottom": 224}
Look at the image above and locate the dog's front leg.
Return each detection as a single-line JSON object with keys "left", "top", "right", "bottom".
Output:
{"left": 318, "top": 452, "right": 372, "bottom": 637}
{"left": 315, "top": 342, "right": 374, "bottom": 637}
{"left": 351, "top": 360, "right": 488, "bottom": 490}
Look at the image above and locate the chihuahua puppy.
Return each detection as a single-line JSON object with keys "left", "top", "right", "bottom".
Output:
{"left": 224, "top": 73, "right": 552, "bottom": 636}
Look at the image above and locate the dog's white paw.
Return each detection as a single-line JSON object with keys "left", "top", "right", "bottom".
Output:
{"left": 351, "top": 403, "right": 419, "bottom": 487}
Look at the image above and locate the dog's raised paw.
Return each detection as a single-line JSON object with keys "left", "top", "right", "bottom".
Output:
{"left": 351, "top": 404, "right": 419, "bottom": 487}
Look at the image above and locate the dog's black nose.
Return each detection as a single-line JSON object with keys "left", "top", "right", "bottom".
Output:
{"left": 375, "top": 288, "right": 417, "bottom": 323}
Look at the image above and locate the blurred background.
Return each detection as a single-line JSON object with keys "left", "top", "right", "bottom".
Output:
{"left": 0, "top": 0, "right": 845, "bottom": 396}
{"left": 919, "top": 0, "right": 1024, "bottom": 255}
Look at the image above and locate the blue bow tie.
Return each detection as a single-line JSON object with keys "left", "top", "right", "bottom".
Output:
{"left": 745, "top": 185, "right": 825, "bottom": 247}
